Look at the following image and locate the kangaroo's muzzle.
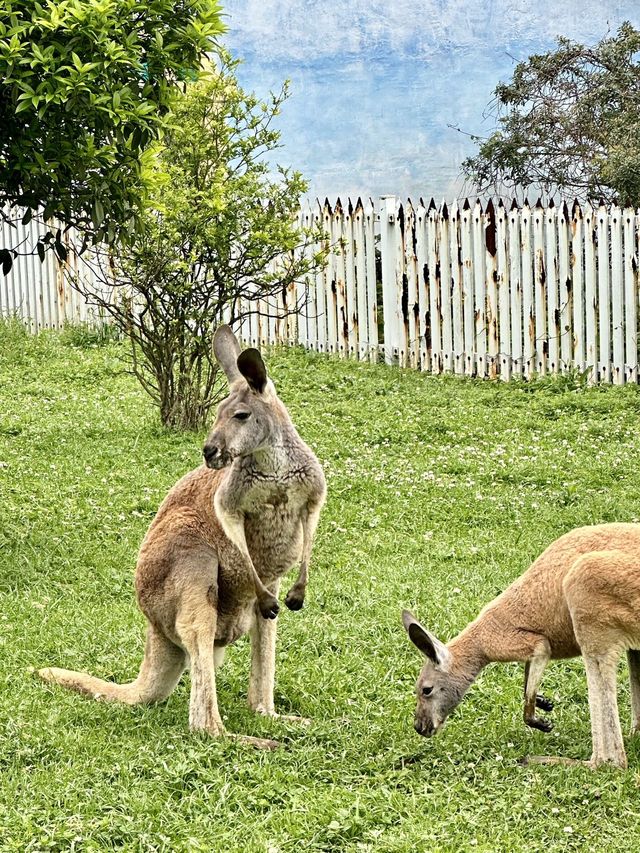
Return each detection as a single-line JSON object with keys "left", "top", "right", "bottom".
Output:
{"left": 203, "top": 443, "right": 232, "bottom": 469}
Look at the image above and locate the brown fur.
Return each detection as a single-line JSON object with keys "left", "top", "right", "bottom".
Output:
{"left": 39, "top": 327, "right": 326, "bottom": 749}
{"left": 404, "top": 523, "right": 640, "bottom": 769}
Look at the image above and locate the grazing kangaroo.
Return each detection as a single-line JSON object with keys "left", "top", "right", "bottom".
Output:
{"left": 403, "top": 523, "right": 640, "bottom": 769}
{"left": 39, "top": 325, "right": 326, "bottom": 749}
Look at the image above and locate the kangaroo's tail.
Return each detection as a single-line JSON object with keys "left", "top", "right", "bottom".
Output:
{"left": 37, "top": 626, "right": 186, "bottom": 705}
{"left": 38, "top": 667, "right": 145, "bottom": 704}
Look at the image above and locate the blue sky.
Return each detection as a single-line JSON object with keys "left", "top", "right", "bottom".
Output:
{"left": 222, "top": 1, "right": 640, "bottom": 201}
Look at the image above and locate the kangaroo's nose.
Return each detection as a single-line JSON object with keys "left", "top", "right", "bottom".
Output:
{"left": 414, "top": 719, "right": 434, "bottom": 737}
{"left": 203, "top": 444, "right": 220, "bottom": 465}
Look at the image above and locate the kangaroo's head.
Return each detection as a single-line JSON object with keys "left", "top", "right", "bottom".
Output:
{"left": 402, "top": 610, "right": 471, "bottom": 737}
{"left": 203, "top": 325, "right": 286, "bottom": 470}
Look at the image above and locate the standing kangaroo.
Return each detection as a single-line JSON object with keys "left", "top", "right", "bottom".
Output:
{"left": 39, "top": 326, "right": 326, "bottom": 749}
{"left": 403, "top": 523, "right": 640, "bottom": 769}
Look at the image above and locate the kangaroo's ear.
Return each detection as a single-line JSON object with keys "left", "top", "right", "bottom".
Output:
{"left": 402, "top": 610, "right": 451, "bottom": 668}
{"left": 213, "top": 325, "right": 242, "bottom": 383}
{"left": 237, "top": 348, "right": 268, "bottom": 394}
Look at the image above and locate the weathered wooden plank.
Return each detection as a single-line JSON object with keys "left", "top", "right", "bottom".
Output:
{"left": 0, "top": 219, "right": 10, "bottom": 317}
{"left": 404, "top": 200, "right": 419, "bottom": 369}
{"left": 508, "top": 201, "right": 522, "bottom": 377}
{"left": 397, "top": 201, "right": 410, "bottom": 367}
{"left": 610, "top": 205, "right": 624, "bottom": 384}
{"left": 267, "top": 258, "right": 278, "bottom": 346}
{"left": 544, "top": 203, "right": 559, "bottom": 373}
{"left": 427, "top": 200, "right": 441, "bottom": 373}
{"left": 353, "top": 198, "right": 368, "bottom": 360}
{"left": 323, "top": 200, "right": 338, "bottom": 353}
{"left": 314, "top": 201, "right": 328, "bottom": 352}
{"left": 364, "top": 198, "right": 378, "bottom": 362}
{"left": 460, "top": 199, "right": 475, "bottom": 375}
{"left": 521, "top": 201, "right": 535, "bottom": 378}
{"left": 415, "top": 200, "right": 430, "bottom": 372}
{"left": 472, "top": 199, "right": 487, "bottom": 377}
{"left": 297, "top": 205, "right": 312, "bottom": 349}
{"left": 597, "top": 202, "right": 611, "bottom": 383}
{"left": 623, "top": 207, "right": 637, "bottom": 383}
{"left": 247, "top": 281, "right": 259, "bottom": 346}
{"left": 496, "top": 200, "right": 511, "bottom": 380}
{"left": 439, "top": 202, "right": 453, "bottom": 373}
{"left": 344, "top": 201, "right": 358, "bottom": 357}
{"left": 533, "top": 200, "right": 547, "bottom": 375}
{"left": 557, "top": 202, "right": 572, "bottom": 372}
{"left": 584, "top": 203, "right": 597, "bottom": 380}
{"left": 380, "top": 195, "right": 403, "bottom": 364}
{"left": 484, "top": 199, "right": 499, "bottom": 379}
{"left": 570, "top": 202, "right": 585, "bottom": 371}
{"left": 332, "top": 199, "right": 349, "bottom": 357}
{"left": 449, "top": 201, "right": 464, "bottom": 375}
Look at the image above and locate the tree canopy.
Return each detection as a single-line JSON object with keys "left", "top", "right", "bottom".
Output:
{"left": 0, "top": 0, "right": 223, "bottom": 265}
{"left": 462, "top": 22, "right": 640, "bottom": 206}
{"left": 76, "top": 53, "right": 325, "bottom": 430}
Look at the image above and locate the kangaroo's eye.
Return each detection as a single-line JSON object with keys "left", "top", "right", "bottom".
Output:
{"left": 233, "top": 411, "right": 251, "bottom": 421}
{"left": 422, "top": 686, "right": 434, "bottom": 697}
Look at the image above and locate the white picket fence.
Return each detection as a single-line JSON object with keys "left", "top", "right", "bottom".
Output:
{"left": 236, "top": 197, "right": 380, "bottom": 363}
{"left": 0, "top": 215, "right": 108, "bottom": 329}
{"left": 2, "top": 197, "right": 640, "bottom": 384}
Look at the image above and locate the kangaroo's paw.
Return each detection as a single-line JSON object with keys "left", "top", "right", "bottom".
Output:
{"left": 271, "top": 712, "right": 311, "bottom": 726}
{"left": 225, "top": 733, "right": 281, "bottom": 750}
{"left": 520, "top": 755, "right": 588, "bottom": 768}
{"left": 525, "top": 715, "right": 553, "bottom": 733}
{"left": 250, "top": 703, "right": 311, "bottom": 725}
{"left": 258, "top": 594, "right": 280, "bottom": 620}
{"left": 284, "top": 588, "right": 305, "bottom": 611}
{"left": 535, "top": 694, "right": 554, "bottom": 712}
{"left": 521, "top": 753, "right": 626, "bottom": 770}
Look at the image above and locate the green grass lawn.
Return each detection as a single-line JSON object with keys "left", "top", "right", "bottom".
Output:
{"left": 2, "top": 321, "right": 640, "bottom": 852}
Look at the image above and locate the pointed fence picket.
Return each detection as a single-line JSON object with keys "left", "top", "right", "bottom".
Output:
{"left": 2, "top": 196, "right": 640, "bottom": 384}
{"left": 507, "top": 202, "right": 522, "bottom": 377}
{"left": 624, "top": 209, "right": 638, "bottom": 383}
{"left": 571, "top": 203, "right": 585, "bottom": 372}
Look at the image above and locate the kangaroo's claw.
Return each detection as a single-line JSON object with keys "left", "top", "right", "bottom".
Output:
{"left": 525, "top": 715, "right": 553, "bottom": 733}
{"left": 259, "top": 595, "right": 280, "bottom": 619}
{"left": 535, "top": 694, "right": 554, "bottom": 712}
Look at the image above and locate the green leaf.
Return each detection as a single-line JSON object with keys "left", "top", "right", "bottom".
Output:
{"left": 92, "top": 199, "right": 105, "bottom": 227}
{"left": 54, "top": 240, "right": 68, "bottom": 262}
{"left": 0, "top": 249, "right": 13, "bottom": 275}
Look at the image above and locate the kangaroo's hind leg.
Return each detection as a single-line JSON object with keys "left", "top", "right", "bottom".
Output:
{"left": 627, "top": 649, "right": 640, "bottom": 734}
{"left": 564, "top": 551, "right": 630, "bottom": 769}
{"left": 39, "top": 623, "right": 185, "bottom": 705}
{"left": 173, "top": 553, "right": 279, "bottom": 749}
{"left": 582, "top": 650, "right": 626, "bottom": 769}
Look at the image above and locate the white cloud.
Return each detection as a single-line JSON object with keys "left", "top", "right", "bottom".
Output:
{"left": 224, "top": 0, "right": 640, "bottom": 62}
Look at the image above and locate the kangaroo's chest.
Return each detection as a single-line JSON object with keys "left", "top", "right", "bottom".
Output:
{"left": 216, "top": 479, "right": 306, "bottom": 586}
{"left": 246, "top": 487, "right": 304, "bottom": 572}
{"left": 241, "top": 476, "right": 308, "bottom": 550}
